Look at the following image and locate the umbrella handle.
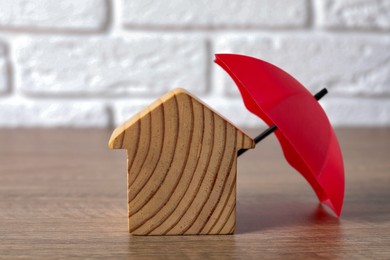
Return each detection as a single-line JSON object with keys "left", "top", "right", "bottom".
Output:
{"left": 238, "top": 88, "right": 328, "bottom": 157}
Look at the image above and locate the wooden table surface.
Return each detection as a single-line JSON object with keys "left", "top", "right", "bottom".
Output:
{"left": 0, "top": 128, "right": 389, "bottom": 259}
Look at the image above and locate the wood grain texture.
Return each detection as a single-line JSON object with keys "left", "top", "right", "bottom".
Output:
{"left": 0, "top": 128, "right": 389, "bottom": 259}
{"left": 109, "top": 89, "right": 255, "bottom": 235}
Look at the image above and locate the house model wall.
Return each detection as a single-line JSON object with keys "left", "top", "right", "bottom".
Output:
{"left": 109, "top": 88, "right": 254, "bottom": 235}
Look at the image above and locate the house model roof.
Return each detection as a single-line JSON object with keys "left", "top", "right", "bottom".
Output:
{"left": 108, "top": 88, "right": 254, "bottom": 150}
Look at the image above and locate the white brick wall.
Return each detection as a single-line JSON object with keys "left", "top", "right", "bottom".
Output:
{"left": 0, "top": 98, "right": 109, "bottom": 127}
{"left": 0, "top": 0, "right": 389, "bottom": 128}
{"left": 14, "top": 35, "right": 206, "bottom": 96}
{"left": 316, "top": 0, "right": 390, "bottom": 30}
{"left": 122, "top": 0, "right": 308, "bottom": 28}
{"left": 0, "top": 42, "right": 7, "bottom": 94}
{"left": 0, "top": 0, "right": 108, "bottom": 31}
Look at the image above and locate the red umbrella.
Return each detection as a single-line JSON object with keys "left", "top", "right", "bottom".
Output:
{"left": 215, "top": 53, "right": 344, "bottom": 216}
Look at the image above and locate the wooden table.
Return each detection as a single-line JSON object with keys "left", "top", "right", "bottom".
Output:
{"left": 0, "top": 129, "right": 389, "bottom": 259}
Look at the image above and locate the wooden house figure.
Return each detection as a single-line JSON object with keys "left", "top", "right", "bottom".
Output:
{"left": 109, "top": 88, "right": 255, "bottom": 235}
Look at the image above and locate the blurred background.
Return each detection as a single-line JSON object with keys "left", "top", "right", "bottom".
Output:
{"left": 0, "top": 0, "right": 389, "bottom": 128}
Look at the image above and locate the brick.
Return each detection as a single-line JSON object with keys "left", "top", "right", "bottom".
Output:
{"left": 214, "top": 34, "right": 390, "bottom": 96}
{"left": 98, "top": 93, "right": 390, "bottom": 129}
{"left": 0, "top": 99, "right": 109, "bottom": 127}
{"left": 122, "top": 0, "right": 308, "bottom": 29}
{"left": 321, "top": 97, "right": 390, "bottom": 126}
{"left": 14, "top": 35, "right": 207, "bottom": 96}
{"left": 0, "top": 42, "right": 7, "bottom": 94}
{"left": 0, "top": 0, "right": 107, "bottom": 31}
{"left": 316, "top": 0, "right": 390, "bottom": 31}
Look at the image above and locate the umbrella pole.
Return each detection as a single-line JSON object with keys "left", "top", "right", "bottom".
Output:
{"left": 238, "top": 88, "right": 328, "bottom": 157}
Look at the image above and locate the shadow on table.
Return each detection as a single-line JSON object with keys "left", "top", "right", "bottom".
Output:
{"left": 236, "top": 198, "right": 339, "bottom": 234}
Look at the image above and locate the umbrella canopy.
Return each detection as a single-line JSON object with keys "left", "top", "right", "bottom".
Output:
{"left": 215, "top": 53, "right": 344, "bottom": 216}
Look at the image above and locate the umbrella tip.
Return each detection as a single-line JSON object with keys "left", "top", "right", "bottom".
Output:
{"left": 314, "top": 88, "right": 328, "bottom": 101}
{"left": 322, "top": 198, "right": 342, "bottom": 217}
{"left": 214, "top": 53, "right": 232, "bottom": 59}
{"left": 214, "top": 53, "right": 226, "bottom": 65}
{"left": 214, "top": 53, "right": 225, "bottom": 61}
